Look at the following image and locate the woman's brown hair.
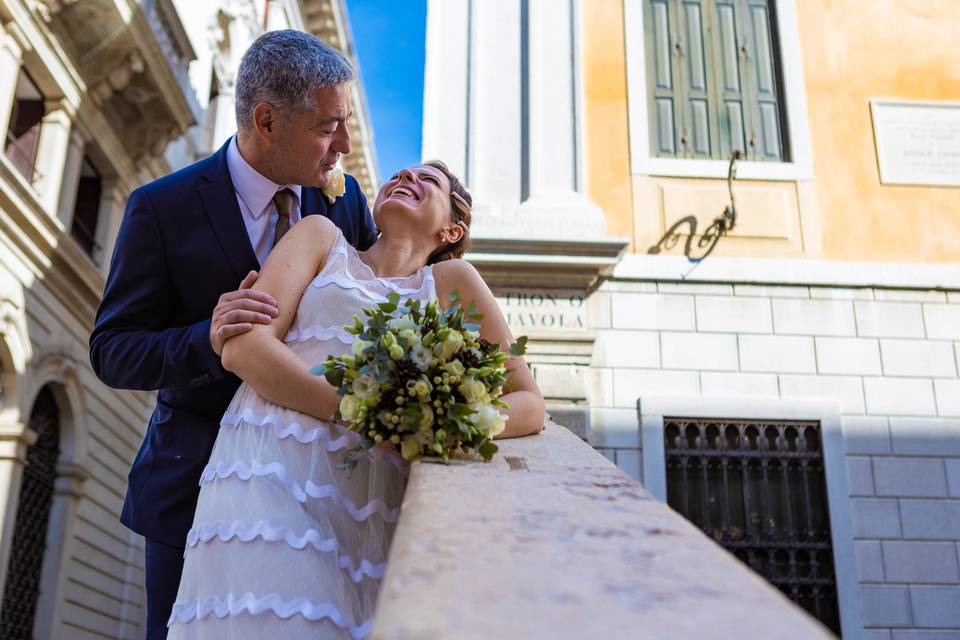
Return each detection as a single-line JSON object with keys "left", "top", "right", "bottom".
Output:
{"left": 422, "top": 160, "right": 472, "bottom": 265}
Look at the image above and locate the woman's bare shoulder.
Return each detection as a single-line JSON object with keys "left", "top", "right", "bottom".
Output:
{"left": 432, "top": 259, "right": 489, "bottom": 304}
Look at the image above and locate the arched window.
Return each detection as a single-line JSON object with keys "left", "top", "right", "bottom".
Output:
{"left": 0, "top": 386, "right": 61, "bottom": 639}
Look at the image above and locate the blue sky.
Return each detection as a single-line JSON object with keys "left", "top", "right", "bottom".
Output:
{"left": 345, "top": 0, "right": 427, "bottom": 182}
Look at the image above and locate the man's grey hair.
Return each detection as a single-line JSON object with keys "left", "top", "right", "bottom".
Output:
{"left": 235, "top": 29, "right": 355, "bottom": 131}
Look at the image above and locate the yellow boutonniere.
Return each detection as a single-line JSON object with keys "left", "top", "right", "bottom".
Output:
{"left": 322, "top": 167, "right": 346, "bottom": 204}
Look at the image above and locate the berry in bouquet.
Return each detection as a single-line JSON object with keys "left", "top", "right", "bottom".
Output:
{"left": 311, "top": 291, "right": 528, "bottom": 467}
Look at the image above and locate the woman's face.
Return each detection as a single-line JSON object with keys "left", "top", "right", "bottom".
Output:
{"left": 373, "top": 165, "right": 460, "bottom": 246}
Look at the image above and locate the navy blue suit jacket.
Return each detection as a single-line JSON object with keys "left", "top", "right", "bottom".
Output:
{"left": 90, "top": 139, "right": 378, "bottom": 546}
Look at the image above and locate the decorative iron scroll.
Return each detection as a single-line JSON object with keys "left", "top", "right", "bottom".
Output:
{"left": 664, "top": 417, "right": 841, "bottom": 635}
{"left": 0, "top": 388, "right": 61, "bottom": 639}
{"left": 647, "top": 150, "right": 741, "bottom": 263}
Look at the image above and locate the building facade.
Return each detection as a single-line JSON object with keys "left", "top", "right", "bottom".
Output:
{"left": 0, "top": 0, "right": 376, "bottom": 637}
{"left": 424, "top": 1, "right": 960, "bottom": 637}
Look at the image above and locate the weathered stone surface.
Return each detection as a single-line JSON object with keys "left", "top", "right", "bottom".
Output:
{"left": 371, "top": 423, "right": 832, "bottom": 639}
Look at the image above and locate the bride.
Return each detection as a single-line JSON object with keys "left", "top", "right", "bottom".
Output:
{"left": 166, "top": 160, "right": 545, "bottom": 638}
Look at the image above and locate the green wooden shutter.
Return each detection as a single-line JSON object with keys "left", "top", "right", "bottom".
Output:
{"left": 713, "top": 0, "right": 747, "bottom": 159}
{"left": 644, "top": 0, "right": 680, "bottom": 156}
{"left": 738, "top": 0, "right": 785, "bottom": 161}
{"left": 644, "top": 0, "right": 786, "bottom": 163}
{"left": 676, "top": 0, "right": 720, "bottom": 159}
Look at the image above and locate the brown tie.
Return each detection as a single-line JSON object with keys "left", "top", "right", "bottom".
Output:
{"left": 272, "top": 188, "right": 296, "bottom": 247}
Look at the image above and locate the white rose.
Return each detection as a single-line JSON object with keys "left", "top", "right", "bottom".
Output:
{"left": 410, "top": 344, "right": 433, "bottom": 371}
{"left": 397, "top": 329, "right": 420, "bottom": 348}
{"left": 457, "top": 376, "right": 487, "bottom": 404}
{"left": 352, "top": 338, "right": 374, "bottom": 357}
{"left": 321, "top": 167, "right": 346, "bottom": 203}
{"left": 339, "top": 395, "right": 360, "bottom": 421}
{"left": 401, "top": 434, "right": 422, "bottom": 460}
{"left": 435, "top": 331, "right": 464, "bottom": 361}
{"left": 471, "top": 404, "right": 506, "bottom": 438}
{"left": 388, "top": 314, "right": 418, "bottom": 333}
{"left": 419, "top": 404, "right": 434, "bottom": 430}
{"left": 352, "top": 373, "right": 380, "bottom": 399}
{"left": 412, "top": 376, "right": 433, "bottom": 398}
{"left": 442, "top": 360, "right": 465, "bottom": 378}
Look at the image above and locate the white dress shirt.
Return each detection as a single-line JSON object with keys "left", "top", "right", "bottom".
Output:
{"left": 225, "top": 135, "right": 303, "bottom": 266}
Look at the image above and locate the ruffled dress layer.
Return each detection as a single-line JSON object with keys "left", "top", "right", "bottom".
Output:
{"left": 168, "top": 230, "right": 435, "bottom": 639}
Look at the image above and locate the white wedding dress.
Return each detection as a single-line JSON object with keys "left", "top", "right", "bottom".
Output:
{"left": 168, "top": 230, "right": 435, "bottom": 639}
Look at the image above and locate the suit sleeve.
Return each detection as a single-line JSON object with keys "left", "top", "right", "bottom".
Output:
{"left": 89, "top": 188, "right": 227, "bottom": 390}
{"left": 352, "top": 176, "right": 379, "bottom": 251}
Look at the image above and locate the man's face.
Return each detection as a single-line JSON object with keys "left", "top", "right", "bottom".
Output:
{"left": 270, "top": 83, "right": 353, "bottom": 188}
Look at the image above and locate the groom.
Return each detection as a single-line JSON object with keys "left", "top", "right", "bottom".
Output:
{"left": 89, "top": 30, "right": 377, "bottom": 639}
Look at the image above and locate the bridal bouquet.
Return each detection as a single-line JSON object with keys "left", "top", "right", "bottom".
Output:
{"left": 312, "top": 292, "right": 527, "bottom": 465}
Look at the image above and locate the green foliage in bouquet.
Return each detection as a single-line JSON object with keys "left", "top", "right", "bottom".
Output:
{"left": 310, "top": 291, "right": 528, "bottom": 466}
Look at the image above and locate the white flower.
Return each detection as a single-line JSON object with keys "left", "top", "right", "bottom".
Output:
{"left": 388, "top": 314, "right": 418, "bottom": 333}
{"left": 442, "top": 360, "right": 465, "bottom": 378}
{"left": 352, "top": 338, "right": 374, "bottom": 357}
{"left": 339, "top": 395, "right": 360, "bottom": 421}
{"left": 322, "top": 167, "right": 346, "bottom": 204}
{"left": 411, "top": 376, "right": 432, "bottom": 398}
{"left": 410, "top": 344, "right": 433, "bottom": 371}
{"left": 470, "top": 404, "right": 506, "bottom": 438}
{"left": 419, "top": 404, "right": 434, "bottom": 430}
{"left": 401, "top": 434, "right": 421, "bottom": 460}
{"left": 397, "top": 329, "right": 420, "bottom": 349}
{"left": 458, "top": 376, "right": 487, "bottom": 404}
{"left": 435, "top": 331, "right": 464, "bottom": 361}
{"left": 352, "top": 373, "right": 380, "bottom": 399}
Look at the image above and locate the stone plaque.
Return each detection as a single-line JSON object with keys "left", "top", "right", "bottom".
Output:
{"left": 495, "top": 290, "right": 587, "bottom": 333}
{"left": 871, "top": 100, "right": 960, "bottom": 186}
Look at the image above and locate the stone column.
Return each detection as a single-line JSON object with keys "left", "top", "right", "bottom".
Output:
{"left": 0, "top": 421, "right": 37, "bottom": 597}
{"left": 32, "top": 101, "right": 73, "bottom": 216}
{"left": 94, "top": 179, "right": 126, "bottom": 272}
{"left": 517, "top": 0, "right": 604, "bottom": 238}
{"left": 421, "top": 0, "right": 470, "bottom": 179}
{"left": 55, "top": 130, "right": 85, "bottom": 229}
{"left": 468, "top": 0, "right": 523, "bottom": 216}
{"left": 0, "top": 27, "right": 23, "bottom": 146}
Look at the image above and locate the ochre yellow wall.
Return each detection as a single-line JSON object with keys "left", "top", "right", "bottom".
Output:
{"left": 587, "top": 0, "right": 960, "bottom": 262}
{"left": 791, "top": 0, "right": 960, "bottom": 262}
{"left": 581, "top": 0, "right": 635, "bottom": 247}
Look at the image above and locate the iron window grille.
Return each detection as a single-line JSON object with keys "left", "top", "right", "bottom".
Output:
{"left": 664, "top": 417, "right": 841, "bottom": 635}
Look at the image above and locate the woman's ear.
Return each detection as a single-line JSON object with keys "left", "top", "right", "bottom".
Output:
{"left": 440, "top": 223, "right": 465, "bottom": 245}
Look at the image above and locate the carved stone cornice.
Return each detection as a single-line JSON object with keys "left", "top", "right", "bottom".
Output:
{"left": 466, "top": 236, "right": 629, "bottom": 291}
{"left": 39, "top": 0, "right": 198, "bottom": 169}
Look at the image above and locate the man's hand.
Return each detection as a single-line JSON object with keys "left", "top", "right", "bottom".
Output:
{"left": 210, "top": 271, "right": 279, "bottom": 357}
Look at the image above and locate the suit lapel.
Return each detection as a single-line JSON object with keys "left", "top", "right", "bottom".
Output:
{"left": 198, "top": 140, "right": 261, "bottom": 278}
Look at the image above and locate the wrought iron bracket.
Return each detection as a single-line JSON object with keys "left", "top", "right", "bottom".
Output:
{"left": 647, "top": 150, "right": 742, "bottom": 263}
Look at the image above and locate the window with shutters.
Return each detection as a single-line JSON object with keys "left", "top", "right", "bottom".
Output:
{"left": 625, "top": 0, "right": 812, "bottom": 181}
{"left": 4, "top": 70, "right": 46, "bottom": 183}
{"left": 643, "top": 0, "right": 788, "bottom": 162}
{"left": 69, "top": 156, "right": 103, "bottom": 258}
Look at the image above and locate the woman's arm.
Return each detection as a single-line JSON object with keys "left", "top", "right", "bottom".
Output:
{"left": 220, "top": 216, "right": 342, "bottom": 420}
{"left": 433, "top": 260, "right": 545, "bottom": 439}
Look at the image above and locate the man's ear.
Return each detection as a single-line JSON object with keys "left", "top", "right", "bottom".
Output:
{"left": 252, "top": 102, "right": 275, "bottom": 140}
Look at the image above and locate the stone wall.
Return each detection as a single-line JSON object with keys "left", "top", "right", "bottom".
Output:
{"left": 587, "top": 260, "right": 960, "bottom": 638}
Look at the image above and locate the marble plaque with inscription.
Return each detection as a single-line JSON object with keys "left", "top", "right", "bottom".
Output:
{"left": 871, "top": 100, "right": 960, "bottom": 186}
{"left": 495, "top": 290, "right": 588, "bottom": 333}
